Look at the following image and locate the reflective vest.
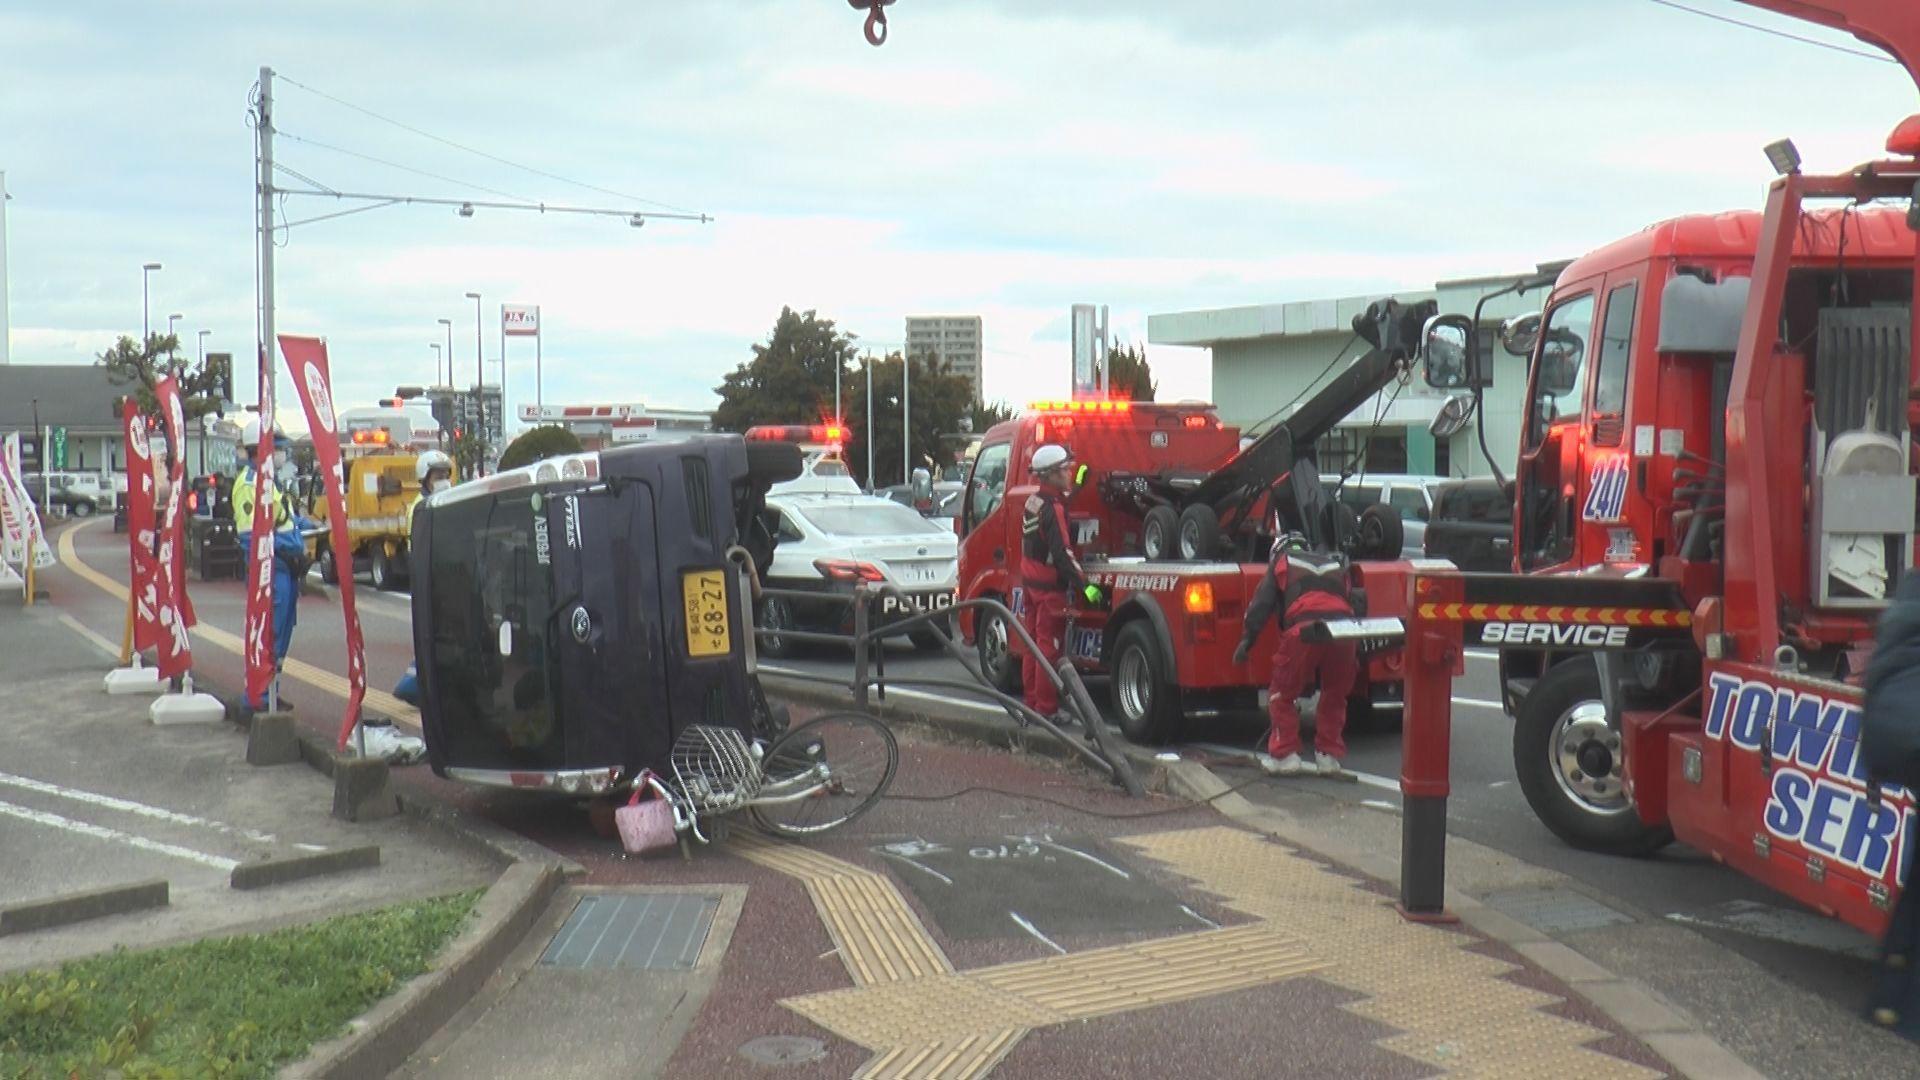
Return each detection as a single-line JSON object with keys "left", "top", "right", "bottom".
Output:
{"left": 231, "top": 468, "right": 292, "bottom": 532}
{"left": 1274, "top": 549, "right": 1351, "bottom": 628}
{"left": 1020, "top": 489, "right": 1078, "bottom": 592}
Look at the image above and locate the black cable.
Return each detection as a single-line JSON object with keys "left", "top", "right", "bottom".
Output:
{"left": 1242, "top": 333, "right": 1360, "bottom": 439}
{"left": 1641, "top": 0, "right": 1896, "bottom": 63}
{"left": 276, "top": 73, "right": 702, "bottom": 214}
{"left": 275, "top": 128, "right": 532, "bottom": 202}
{"left": 880, "top": 772, "right": 1273, "bottom": 819}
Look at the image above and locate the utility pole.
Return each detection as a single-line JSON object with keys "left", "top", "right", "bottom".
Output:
{"left": 902, "top": 351, "right": 911, "bottom": 489}
{"left": 467, "top": 291, "right": 483, "bottom": 472}
{"left": 257, "top": 66, "right": 276, "bottom": 432}
{"left": 0, "top": 171, "right": 11, "bottom": 367}
{"left": 865, "top": 353, "right": 874, "bottom": 492}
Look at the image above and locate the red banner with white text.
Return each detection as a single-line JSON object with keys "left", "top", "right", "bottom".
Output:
{"left": 279, "top": 335, "right": 366, "bottom": 747}
{"left": 242, "top": 345, "right": 279, "bottom": 707}
{"left": 154, "top": 378, "right": 196, "bottom": 678}
{"left": 122, "top": 401, "right": 161, "bottom": 654}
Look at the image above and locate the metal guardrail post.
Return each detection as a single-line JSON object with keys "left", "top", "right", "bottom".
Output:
{"left": 1057, "top": 660, "right": 1145, "bottom": 798}
{"left": 1399, "top": 570, "right": 1464, "bottom": 922}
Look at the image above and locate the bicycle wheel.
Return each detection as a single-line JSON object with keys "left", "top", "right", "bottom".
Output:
{"left": 750, "top": 712, "right": 897, "bottom": 838}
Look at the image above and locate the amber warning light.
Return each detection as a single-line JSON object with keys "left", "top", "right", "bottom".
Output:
{"left": 746, "top": 424, "right": 845, "bottom": 445}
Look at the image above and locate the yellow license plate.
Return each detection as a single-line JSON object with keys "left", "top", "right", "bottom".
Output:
{"left": 683, "top": 569, "right": 731, "bottom": 658}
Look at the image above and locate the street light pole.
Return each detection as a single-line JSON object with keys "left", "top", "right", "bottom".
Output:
{"left": 865, "top": 353, "right": 874, "bottom": 492}
{"left": 437, "top": 318, "right": 453, "bottom": 386}
{"left": 141, "top": 262, "right": 161, "bottom": 349}
{"left": 902, "top": 351, "right": 911, "bottom": 488}
{"left": 466, "top": 291, "right": 483, "bottom": 472}
{"left": 197, "top": 329, "right": 210, "bottom": 366}
{"left": 431, "top": 343, "right": 442, "bottom": 387}
{"left": 167, "top": 314, "right": 182, "bottom": 363}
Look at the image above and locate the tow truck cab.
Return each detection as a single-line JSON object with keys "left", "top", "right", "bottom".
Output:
{"left": 957, "top": 400, "right": 1410, "bottom": 742}
{"left": 411, "top": 436, "right": 798, "bottom": 794}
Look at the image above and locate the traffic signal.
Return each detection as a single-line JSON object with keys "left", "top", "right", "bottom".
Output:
{"left": 431, "top": 396, "right": 455, "bottom": 434}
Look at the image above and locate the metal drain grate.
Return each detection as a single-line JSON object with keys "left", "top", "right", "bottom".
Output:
{"left": 1482, "top": 886, "right": 1635, "bottom": 935}
{"left": 541, "top": 892, "right": 720, "bottom": 971}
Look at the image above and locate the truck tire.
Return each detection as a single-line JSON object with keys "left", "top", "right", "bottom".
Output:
{"left": 1512, "top": 657, "right": 1673, "bottom": 857}
{"left": 371, "top": 546, "right": 394, "bottom": 591}
{"left": 975, "top": 600, "right": 1022, "bottom": 695}
{"left": 1111, "top": 621, "right": 1182, "bottom": 744}
{"left": 1176, "top": 504, "right": 1221, "bottom": 561}
{"left": 1141, "top": 506, "right": 1180, "bottom": 560}
{"left": 319, "top": 541, "right": 340, "bottom": 585}
{"left": 1355, "top": 504, "right": 1404, "bottom": 560}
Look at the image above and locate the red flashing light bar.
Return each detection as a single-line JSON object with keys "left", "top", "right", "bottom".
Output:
{"left": 1026, "top": 400, "right": 1133, "bottom": 414}
{"left": 349, "top": 429, "right": 392, "bottom": 445}
{"left": 746, "top": 424, "right": 845, "bottom": 444}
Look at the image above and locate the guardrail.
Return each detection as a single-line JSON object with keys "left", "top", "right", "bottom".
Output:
{"left": 745, "top": 577, "right": 1145, "bottom": 798}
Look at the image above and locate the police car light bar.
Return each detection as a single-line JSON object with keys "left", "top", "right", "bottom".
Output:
{"left": 1300, "top": 616, "right": 1406, "bottom": 645}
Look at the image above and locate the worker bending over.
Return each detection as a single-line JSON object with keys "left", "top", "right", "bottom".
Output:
{"left": 1234, "top": 532, "right": 1357, "bottom": 777}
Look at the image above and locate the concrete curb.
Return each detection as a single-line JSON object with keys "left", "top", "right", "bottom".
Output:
{"left": 767, "top": 674, "right": 1764, "bottom": 1080}
{"left": 230, "top": 845, "right": 382, "bottom": 891}
{"left": 0, "top": 880, "right": 170, "bottom": 936}
{"left": 285, "top": 861, "right": 564, "bottom": 1080}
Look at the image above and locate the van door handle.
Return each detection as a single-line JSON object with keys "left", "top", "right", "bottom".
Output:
{"left": 994, "top": 548, "right": 1005, "bottom": 563}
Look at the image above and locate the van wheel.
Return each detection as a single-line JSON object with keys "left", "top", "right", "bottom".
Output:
{"left": 1177, "top": 504, "right": 1221, "bottom": 560}
{"left": 1112, "top": 621, "right": 1181, "bottom": 744}
{"left": 71, "top": 501, "right": 95, "bottom": 518}
{"left": 1142, "top": 506, "right": 1180, "bottom": 560}
{"left": 371, "top": 547, "right": 393, "bottom": 591}
{"left": 759, "top": 595, "right": 799, "bottom": 659}
{"left": 976, "top": 601, "right": 1021, "bottom": 694}
{"left": 1513, "top": 657, "right": 1673, "bottom": 856}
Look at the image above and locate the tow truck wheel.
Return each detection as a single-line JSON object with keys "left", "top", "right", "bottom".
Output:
{"left": 1355, "top": 504, "right": 1404, "bottom": 560}
{"left": 1512, "top": 658, "right": 1673, "bottom": 857}
{"left": 1112, "top": 621, "right": 1181, "bottom": 744}
{"left": 976, "top": 602, "right": 1022, "bottom": 694}
{"left": 1176, "top": 504, "right": 1221, "bottom": 561}
{"left": 319, "top": 542, "right": 339, "bottom": 585}
{"left": 1142, "top": 506, "right": 1180, "bottom": 560}
{"left": 371, "top": 547, "right": 393, "bottom": 591}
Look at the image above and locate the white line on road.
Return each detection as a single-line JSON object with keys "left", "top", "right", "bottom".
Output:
{"left": 1465, "top": 648, "right": 1499, "bottom": 661}
{"left": 1009, "top": 911, "right": 1067, "bottom": 954}
{"left": 1034, "top": 838, "right": 1131, "bottom": 879}
{"left": 57, "top": 613, "right": 122, "bottom": 661}
{"left": 1361, "top": 799, "right": 1401, "bottom": 814}
{"left": 0, "top": 799, "right": 240, "bottom": 871}
{"left": 0, "top": 771, "right": 279, "bottom": 845}
{"left": 1179, "top": 904, "right": 1221, "bottom": 929}
{"left": 1454, "top": 697, "right": 1507, "bottom": 710}
{"left": 877, "top": 851, "right": 954, "bottom": 886}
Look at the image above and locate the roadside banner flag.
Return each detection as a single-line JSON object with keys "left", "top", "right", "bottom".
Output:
{"left": 279, "top": 335, "right": 367, "bottom": 748}
{"left": 154, "top": 377, "right": 197, "bottom": 677}
{"left": 242, "top": 345, "right": 279, "bottom": 709}
{"left": 123, "top": 401, "right": 162, "bottom": 653}
{"left": 0, "top": 433, "right": 54, "bottom": 572}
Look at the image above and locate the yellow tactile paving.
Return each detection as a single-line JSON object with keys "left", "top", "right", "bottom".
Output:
{"left": 56, "top": 520, "right": 422, "bottom": 729}
{"left": 854, "top": 1030, "right": 1024, "bottom": 1080}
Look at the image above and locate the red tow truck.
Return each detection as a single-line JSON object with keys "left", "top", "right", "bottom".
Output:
{"left": 1398, "top": 0, "right": 1920, "bottom": 936}
{"left": 956, "top": 303, "right": 1433, "bottom": 743}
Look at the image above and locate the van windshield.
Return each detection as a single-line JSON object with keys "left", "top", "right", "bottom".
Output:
{"left": 426, "top": 490, "right": 562, "bottom": 766}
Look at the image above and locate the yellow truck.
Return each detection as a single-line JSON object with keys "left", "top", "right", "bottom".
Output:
{"left": 315, "top": 451, "right": 453, "bottom": 590}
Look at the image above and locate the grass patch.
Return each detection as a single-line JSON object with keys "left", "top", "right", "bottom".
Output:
{"left": 0, "top": 889, "right": 480, "bottom": 1079}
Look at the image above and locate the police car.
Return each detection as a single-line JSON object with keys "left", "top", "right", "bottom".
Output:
{"left": 758, "top": 491, "right": 960, "bottom": 658}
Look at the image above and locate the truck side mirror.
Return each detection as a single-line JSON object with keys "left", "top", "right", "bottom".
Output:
{"left": 1499, "top": 312, "right": 1542, "bottom": 357}
{"left": 1420, "top": 314, "right": 1475, "bottom": 390}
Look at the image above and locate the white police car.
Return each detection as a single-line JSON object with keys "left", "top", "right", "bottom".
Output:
{"left": 758, "top": 492, "right": 960, "bottom": 658}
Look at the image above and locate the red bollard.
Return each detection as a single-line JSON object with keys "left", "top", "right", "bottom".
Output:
{"left": 1399, "top": 571, "right": 1464, "bottom": 923}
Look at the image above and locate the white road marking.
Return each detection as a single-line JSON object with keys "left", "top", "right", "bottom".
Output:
{"left": 0, "top": 799, "right": 240, "bottom": 871}
{"left": 1347, "top": 770, "right": 1403, "bottom": 794}
{"left": 0, "top": 771, "right": 279, "bottom": 845}
{"left": 1361, "top": 799, "right": 1401, "bottom": 813}
{"left": 1666, "top": 902, "right": 1878, "bottom": 959}
{"left": 57, "top": 612, "right": 122, "bottom": 660}
{"left": 1454, "top": 698, "right": 1507, "bottom": 710}
{"left": 1033, "top": 838, "right": 1131, "bottom": 879}
{"left": 1489, "top": 780, "right": 1513, "bottom": 789}
{"left": 877, "top": 850, "right": 954, "bottom": 886}
{"left": 1179, "top": 904, "right": 1221, "bottom": 929}
{"left": 1009, "top": 911, "right": 1067, "bottom": 955}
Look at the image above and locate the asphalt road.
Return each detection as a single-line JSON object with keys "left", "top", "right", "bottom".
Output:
{"left": 764, "top": 637, "right": 1888, "bottom": 1014}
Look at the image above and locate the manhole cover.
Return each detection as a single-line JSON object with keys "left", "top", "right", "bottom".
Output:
{"left": 1483, "top": 886, "right": 1635, "bottom": 934}
{"left": 541, "top": 892, "right": 720, "bottom": 971}
{"left": 739, "top": 1035, "right": 828, "bottom": 1066}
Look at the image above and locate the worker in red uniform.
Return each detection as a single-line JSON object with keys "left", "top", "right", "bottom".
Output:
{"left": 1233, "top": 532, "right": 1357, "bottom": 777}
{"left": 1019, "top": 444, "right": 1101, "bottom": 721}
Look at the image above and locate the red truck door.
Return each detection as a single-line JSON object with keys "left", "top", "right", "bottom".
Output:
{"left": 1517, "top": 286, "right": 1598, "bottom": 571}
{"left": 957, "top": 436, "right": 1020, "bottom": 687}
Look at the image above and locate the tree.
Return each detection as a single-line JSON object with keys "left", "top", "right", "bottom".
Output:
{"left": 1103, "top": 343, "right": 1158, "bottom": 402}
{"left": 712, "top": 307, "right": 858, "bottom": 433}
{"left": 842, "top": 351, "right": 976, "bottom": 489}
{"left": 969, "top": 399, "right": 1017, "bottom": 433}
{"left": 97, "top": 333, "right": 232, "bottom": 420}
{"left": 497, "top": 425, "right": 584, "bottom": 471}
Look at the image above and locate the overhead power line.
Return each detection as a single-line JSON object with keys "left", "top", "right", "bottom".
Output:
{"left": 275, "top": 72, "right": 704, "bottom": 214}
{"left": 1641, "top": 0, "right": 1897, "bottom": 63}
{"left": 273, "top": 128, "right": 534, "bottom": 202}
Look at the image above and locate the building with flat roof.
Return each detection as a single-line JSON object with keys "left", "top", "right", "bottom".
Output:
{"left": 0, "top": 363, "right": 238, "bottom": 479}
{"left": 1148, "top": 267, "right": 1565, "bottom": 479}
{"left": 905, "top": 315, "right": 983, "bottom": 403}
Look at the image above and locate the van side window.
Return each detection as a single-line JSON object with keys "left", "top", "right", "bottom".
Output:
{"left": 1592, "top": 281, "right": 1638, "bottom": 423}
{"left": 968, "top": 443, "right": 1011, "bottom": 528}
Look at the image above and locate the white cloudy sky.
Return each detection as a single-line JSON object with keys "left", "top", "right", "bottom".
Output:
{"left": 3, "top": 1, "right": 1914, "bottom": 432}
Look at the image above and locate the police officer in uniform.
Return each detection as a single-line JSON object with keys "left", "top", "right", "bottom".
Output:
{"left": 1233, "top": 532, "right": 1358, "bottom": 776}
{"left": 232, "top": 432, "right": 315, "bottom": 712}
{"left": 1019, "top": 444, "right": 1102, "bottom": 721}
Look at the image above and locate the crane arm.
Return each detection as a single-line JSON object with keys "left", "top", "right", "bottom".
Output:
{"left": 1735, "top": 0, "right": 1920, "bottom": 90}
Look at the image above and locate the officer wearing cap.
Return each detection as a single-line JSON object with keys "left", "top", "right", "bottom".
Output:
{"left": 1019, "top": 443, "right": 1101, "bottom": 721}
{"left": 233, "top": 432, "right": 315, "bottom": 711}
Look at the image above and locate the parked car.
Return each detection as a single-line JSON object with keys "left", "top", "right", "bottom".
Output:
{"left": 758, "top": 493, "right": 960, "bottom": 658}
{"left": 881, "top": 480, "right": 964, "bottom": 519}
{"left": 1423, "top": 478, "right": 1514, "bottom": 572}
{"left": 20, "top": 473, "right": 106, "bottom": 518}
{"left": 1321, "top": 473, "right": 1437, "bottom": 557}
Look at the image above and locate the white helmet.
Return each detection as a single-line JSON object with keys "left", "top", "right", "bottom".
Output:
{"left": 415, "top": 449, "right": 453, "bottom": 483}
{"left": 1030, "top": 444, "right": 1071, "bottom": 474}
